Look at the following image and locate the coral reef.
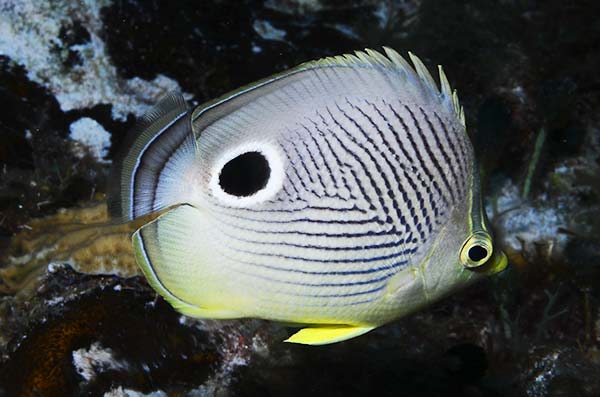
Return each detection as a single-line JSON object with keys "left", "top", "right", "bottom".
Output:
{"left": 0, "top": 0, "right": 183, "bottom": 120}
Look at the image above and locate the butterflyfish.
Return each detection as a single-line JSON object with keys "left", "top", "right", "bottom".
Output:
{"left": 110, "top": 48, "right": 507, "bottom": 345}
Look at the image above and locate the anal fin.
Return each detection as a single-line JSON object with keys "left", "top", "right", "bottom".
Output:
{"left": 170, "top": 301, "right": 242, "bottom": 320}
{"left": 284, "top": 325, "right": 375, "bottom": 345}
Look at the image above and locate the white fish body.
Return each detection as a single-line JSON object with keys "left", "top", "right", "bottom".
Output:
{"left": 111, "top": 48, "right": 507, "bottom": 345}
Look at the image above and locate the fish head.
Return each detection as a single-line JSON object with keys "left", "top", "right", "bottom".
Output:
{"left": 414, "top": 169, "right": 508, "bottom": 306}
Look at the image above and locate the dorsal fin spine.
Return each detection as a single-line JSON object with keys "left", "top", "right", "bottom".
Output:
{"left": 308, "top": 47, "right": 464, "bottom": 127}
{"left": 438, "top": 66, "right": 452, "bottom": 99}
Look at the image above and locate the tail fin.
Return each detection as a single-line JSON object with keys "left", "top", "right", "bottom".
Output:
{"left": 108, "top": 93, "right": 198, "bottom": 222}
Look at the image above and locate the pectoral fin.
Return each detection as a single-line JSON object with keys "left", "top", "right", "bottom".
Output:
{"left": 284, "top": 325, "right": 375, "bottom": 345}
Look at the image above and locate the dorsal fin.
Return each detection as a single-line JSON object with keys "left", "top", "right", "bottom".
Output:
{"left": 305, "top": 47, "right": 464, "bottom": 127}
{"left": 108, "top": 92, "right": 197, "bottom": 222}
{"left": 190, "top": 48, "right": 465, "bottom": 131}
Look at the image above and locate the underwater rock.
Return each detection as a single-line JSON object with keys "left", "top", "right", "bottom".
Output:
{"left": 73, "top": 341, "right": 127, "bottom": 381}
{"left": 253, "top": 19, "right": 287, "bottom": 42}
{"left": 69, "top": 117, "right": 112, "bottom": 163}
{"left": 487, "top": 179, "right": 568, "bottom": 265}
{"left": 0, "top": 0, "right": 183, "bottom": 120}
{"left": 565, "top": 237, "right": 600, "bottom": 294}
{"left": 0, "top": 267, "right": 275, "bottom": 397}
{"left": 523, "top": 347, "right": 600, "bottom": 397}
{"left": 484, "top": 106, "right": 600, "bottom": 268}
{"left": 103, "top": 387, "right": 167, "bottom": 397}
{"left": 1, "top": 202, "right": 139, "bottom": 298}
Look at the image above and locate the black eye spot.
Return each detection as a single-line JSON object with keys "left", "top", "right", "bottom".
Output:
{"left": 468, "top": 245, "right": 488, "bottom": 262}
{"left": 219, "top": 151, "right": 270, "bottom": 197}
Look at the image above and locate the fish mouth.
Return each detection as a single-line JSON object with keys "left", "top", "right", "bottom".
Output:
{"left": 469, "top": 248, "right": 508, "bottom": 276}
{"left": 132, "top": 228, "right": 203, "bottom": 313}
{"left": 487, "top": 249, "right": 508, "bottom": 275}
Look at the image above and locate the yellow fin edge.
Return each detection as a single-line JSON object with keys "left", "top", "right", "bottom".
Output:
{"left": 284, "top": 325, "right": 375, "bottom": 345}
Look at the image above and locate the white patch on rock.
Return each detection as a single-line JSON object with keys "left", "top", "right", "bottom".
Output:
{"left": 487, "top": 180, "right": 568, "bottom": 258}
{"left": 72, "top": 342, "right": 128, "bottom": 382}
{"left": 264, "top": 0, "right": 324, "bottom": 14}
{"left": 526, "top": 351, "right": 561, "bottom": 397}
{"left": 0, "top": 0, "right": 185, "bottom": 120}
{"left": 69, "top": 117, "right": 111, "bottom": 163}
{"left": 47, "top": 262, "right": 66, "bottom": 273}
{"left": 10, "top": 244, "right": 52, "bottom": 266}
{"left": 331, "top": 24, "right": 362, "bottom": 40}
{"left": 253, "top": 19, "right": 287, "bottom": 41}
{"left": 46, "top": 296, "right": 64, "bottom": 306}
{"left": 103, "top": 387, "right": 167, "bottom": 397}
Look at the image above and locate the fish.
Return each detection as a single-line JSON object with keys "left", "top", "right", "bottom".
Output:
{"left": 109, "top": 48, "right": 508, "bottom": 345}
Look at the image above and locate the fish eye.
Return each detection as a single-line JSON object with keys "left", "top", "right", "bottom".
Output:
{"left": 460, "top": 232, "right": 493, "bottom": 269}
{"left": 218, "top": 151, "right": 271, "bottom": 197}
{"left": 468, "top": 245, "right": 488, "bottom": 262}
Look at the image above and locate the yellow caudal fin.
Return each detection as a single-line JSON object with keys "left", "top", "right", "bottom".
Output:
{"left": 284, "top": 325, "right": 375, "bottom": 345}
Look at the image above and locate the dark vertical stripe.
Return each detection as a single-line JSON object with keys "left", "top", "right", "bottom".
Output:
{"left": 419, "top": 107, "right": 461, "bottom": 200}
{"left": 280, "top": 143, "right": 317, "bottom": 198}
{"left": 403, "top": 104, "right": 457, "bottom": 204}
{"left": 297, "top": 123, "right": 341, "bottom": 194}
{"left": 342, "top": 99, "right": 426, "bottom": 240}
{"left": 365, "top": 99, "right": 441, "bottom": 226}
{"left": 322, "top": 107, "right": 395, "bottom": 226}
{"left": 383, "top": 99, "right": 450, "bottom": 209}
{"left": 354, "top": 99, "right": 434, "bottom": 237}
{"left": 317, "top": 111, "right": 386, "bottom": 215}
{"left": 305, "top": 119, "right": 360, "bottom": 202}
{"left": 289, "top": 129, "right": 330, "bottom": 194}
{"left": 287, "top": 140, "right": 319, "bottom": 187}
{"left": 432, "top": 112, "right": 469, "bottom": 197}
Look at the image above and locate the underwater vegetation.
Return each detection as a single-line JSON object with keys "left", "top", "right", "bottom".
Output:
{"left": 0, "top": 0, "right": 599, "bottom": 395}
